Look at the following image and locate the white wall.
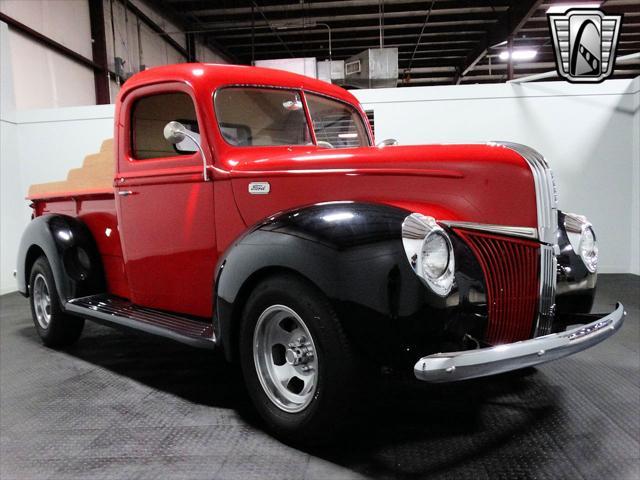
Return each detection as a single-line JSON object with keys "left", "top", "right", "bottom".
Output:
{"left": 354, "top": 78, "right": 640, "bottom": 275}
{"left": 0, "top": 0, "right": 96, "bottom": 109}
{"left": 0, "top": 105, "right": 115, "bottom": 295}
{"left": 0, "top": 0, "right": 228, "bottom": 110}
{"left": 632, "top": 77, "right": 640, "bottom": 277}
{"left": 0, "top": 21, "right": 115, "bottom": 293}
{"left": 1, "top": 21, "right": 21, "bottom": 295}
{"left": 0, "top": 0, "right": 92, "bottom": 57}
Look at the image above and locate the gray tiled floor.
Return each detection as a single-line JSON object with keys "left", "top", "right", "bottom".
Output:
{"left": 1, "top": 274, "right": 638, "bottom": 480}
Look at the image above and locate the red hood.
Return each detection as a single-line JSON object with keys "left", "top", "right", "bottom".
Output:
{"left": 223, "top": 144, "right": 537, "bottom": 229}
{"left": 225, "top": 144, "right": 519, "bottom": 174}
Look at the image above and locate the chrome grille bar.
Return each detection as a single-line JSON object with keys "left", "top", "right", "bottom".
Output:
{"left": 495, "top": 142, "right": 558, "bottom": 245}
{"left": 493, "top": 142, "right": 558, "bottom": 337}
{"left": 536, "top": 244, "right": 557, "bottom": 336}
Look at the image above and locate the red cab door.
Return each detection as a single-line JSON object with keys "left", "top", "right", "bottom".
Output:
{"left": 115, "top": 83, "right": 216, "bottom": 318}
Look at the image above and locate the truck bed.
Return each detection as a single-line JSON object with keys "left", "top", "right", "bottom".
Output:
{"left": 28, "top": 139, "right": 127, "bottom": 298}
{"left": 28, "top": 139, "right": 114, "bottom": 201}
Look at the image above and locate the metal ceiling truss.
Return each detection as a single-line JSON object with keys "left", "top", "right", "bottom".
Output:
{"left": 144, "top": 0, "right": 640, "bottom": 86}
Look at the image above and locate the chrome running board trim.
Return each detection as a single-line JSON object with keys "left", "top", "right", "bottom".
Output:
{"left": 66, "top": 294, "right": 216, "bottom": 349}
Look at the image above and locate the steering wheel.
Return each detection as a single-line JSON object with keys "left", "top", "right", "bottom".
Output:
{"left": 316, "top": 141, "right": 335, "bottom": 149}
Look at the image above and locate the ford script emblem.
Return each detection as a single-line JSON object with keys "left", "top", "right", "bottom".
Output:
{"left": 248, "top": 182, "right": 271, "bottom": 195}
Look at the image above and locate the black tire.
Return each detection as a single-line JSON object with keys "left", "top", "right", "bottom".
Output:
{"left": 239, "top": 274, "right": 361, "bottom": 445}
{"left": 29, "top": 256, "right": 84, "bottom": 348}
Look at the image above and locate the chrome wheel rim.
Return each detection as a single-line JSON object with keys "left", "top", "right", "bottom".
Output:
{"left": 33, "top": 273, "right": 52, "bottom": 329}
{"left": 253, "top": 304, "right": 318, "bottom": 413}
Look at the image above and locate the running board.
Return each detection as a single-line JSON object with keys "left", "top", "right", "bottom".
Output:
{"left": 66, "top": 294, "right": 216, "bottom": 349}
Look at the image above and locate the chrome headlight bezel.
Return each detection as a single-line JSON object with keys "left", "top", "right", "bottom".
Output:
{"left": 402, "top": 213, "right": 455, "bottom": 296}
{"left": 579, "top": 226, "right": 598, "bottom": 273}
{"left": 564, "top": 213, "right": 598, "bottom": 273}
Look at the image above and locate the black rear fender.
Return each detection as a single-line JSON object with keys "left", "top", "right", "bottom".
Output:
{"left": 17, "top": 214, "right": 105, "bottom": 303}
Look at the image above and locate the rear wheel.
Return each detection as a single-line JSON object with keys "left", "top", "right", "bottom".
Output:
{"left": 29, "top": 256, "right": 84, "bottom": 348}
{"left": 239, "top": 274, "right": 361, "bottom": 444}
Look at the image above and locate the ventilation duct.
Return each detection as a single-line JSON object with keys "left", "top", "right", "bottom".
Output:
{"left": 340, "top": 48, "right": 398, "bottom": 89}
{"left": 317, "top": 59, "right": 345, "bottom": 84}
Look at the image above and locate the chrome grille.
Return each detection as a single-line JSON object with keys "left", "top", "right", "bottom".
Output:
{"left": 536, "top": 245, "right": 557, "bottom": 336}
{"left": 495, "top": 142, "right": 558, "bottom": 337}
{"left": 455, "top": 229, "right": 540, "bottom": 344}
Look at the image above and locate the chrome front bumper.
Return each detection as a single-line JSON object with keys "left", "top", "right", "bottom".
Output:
{"left": 414, "top": 303, "right": 626, "bottom": 382}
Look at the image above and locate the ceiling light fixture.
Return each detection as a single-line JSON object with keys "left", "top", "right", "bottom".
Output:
{"left": 499, "top": 50, "right": 538, "bottom": 61}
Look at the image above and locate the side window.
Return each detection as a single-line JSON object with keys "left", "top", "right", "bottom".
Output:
{"left": 305, "top": 93, "right": 369, "bottom": 148}
{"left": 131, "top": 92, "right": 199, "bottom": 160}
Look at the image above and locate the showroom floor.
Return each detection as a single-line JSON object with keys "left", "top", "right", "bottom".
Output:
{"left": 1, "top": 274, "right": 638, "bottom": 480}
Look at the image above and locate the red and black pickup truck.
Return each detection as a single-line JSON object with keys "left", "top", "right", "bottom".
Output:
{"left": 16, "top": 63, "right": 624, "bottom": 443}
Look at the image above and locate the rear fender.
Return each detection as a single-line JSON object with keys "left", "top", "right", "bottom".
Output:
{"left": 17, "top": 215, "right": 105, "bottom": 303}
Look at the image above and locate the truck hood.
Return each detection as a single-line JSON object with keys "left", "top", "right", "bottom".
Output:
{"left": 225, "top": 144, "right": 538, "bottom": 229}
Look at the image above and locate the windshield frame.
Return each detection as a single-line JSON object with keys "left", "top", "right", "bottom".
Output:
{"left": 212, "top": 84, "right": 372, "bottom": 149}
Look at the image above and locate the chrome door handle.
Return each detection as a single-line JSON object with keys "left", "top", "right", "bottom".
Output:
{"left": 118, "top": 190, "right": 134, "bottom": 196}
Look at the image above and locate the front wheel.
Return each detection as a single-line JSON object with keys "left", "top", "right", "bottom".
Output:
{"left": 239, "top": 274, "right": 361, "bottom": 444}
{"left": 29, "top": 256, "right": 84, "bottom": 348}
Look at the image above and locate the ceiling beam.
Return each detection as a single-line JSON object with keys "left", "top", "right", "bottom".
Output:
{"left": 202, "top": 19, "right": 499, "bottom": 43}
{"left": 468, "top": 61, "right": 556, "bottom": 71}
{"left": 88, "top": 0, "right": 110, "bottom": 104}
{"left": 195, "top": 5, "right": 508, "bottom": 19}
{"left": 455, "top": 0, "right": 544, "bottom": 83}
{"left": 232, "top": 38, "right": 477, "bottom": 51}
{"left": 194, "top": 10, "right": 504, "bottom": 30}
{"left": 398, "top": 54, "right": 466, "bottom": 61}
{"left": 216, "top": 27, "right": 486, "bottom": 41}
{"left": 170, "top": 0, "right": 510, "bottom": 16}
{"left": 0, "top": 11, "right": 105, "bottom": 72}
{"left": 239, "top": 43, "right": 473, "bottom": 57}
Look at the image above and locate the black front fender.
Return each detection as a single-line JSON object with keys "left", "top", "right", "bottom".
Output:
{"left": 214, "top": 202, "right": 482, "bottom": 365}
{"left": 16, "top": 214, "right": 105, "bottom": 303}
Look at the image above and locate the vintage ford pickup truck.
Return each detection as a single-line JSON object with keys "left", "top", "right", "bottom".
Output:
{"left": 17, "top": 64, "right": 624, "bottom": 442}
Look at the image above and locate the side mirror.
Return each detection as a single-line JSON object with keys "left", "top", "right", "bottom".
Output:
{"left": 163, "top": 121, "right": 209, "bottom": 182}
{"left": 376, "top": 138, "right": 399, "bottom": 147}
{"left": 163, "top": 121, "right": 187, "bottom": 144}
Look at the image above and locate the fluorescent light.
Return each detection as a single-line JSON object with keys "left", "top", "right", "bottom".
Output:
{"left": 499, "top": 50, "right": 538, "bottom": 61}
{"left": 273, "top": 20, "right": 317, "bottom": 30}
{"left": 546, "top": 3, "right": 601, "bottom": 14}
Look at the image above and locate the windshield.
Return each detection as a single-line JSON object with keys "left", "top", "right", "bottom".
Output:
{"left": 214, "top": 87, "right": 311, "bottom": 147}
{"left": 214, "top": 87, "right": 369, "bottom": 148}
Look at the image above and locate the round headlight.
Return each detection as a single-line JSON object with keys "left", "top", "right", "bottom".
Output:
{"left": 580, "top": 227, "right": 598, "bottom": 273}
{"left": 421, "top": 232, "right": 450, "bottom": 278}
{"left": 401, "top": 213, "right": 456, "bottom": 297}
